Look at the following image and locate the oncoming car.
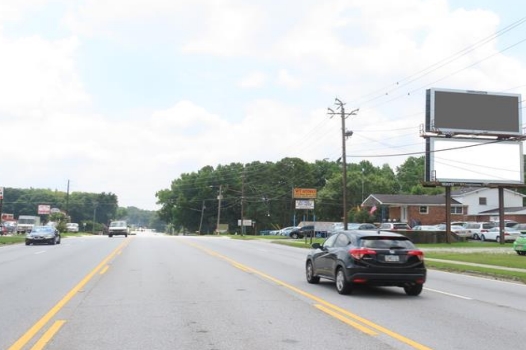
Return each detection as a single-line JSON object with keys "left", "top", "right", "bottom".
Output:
{"left": 305, "top": 230, "right": 426, "bottom": 295}
{"left": 26, "top": 226, "right": 61, "bottom": 245}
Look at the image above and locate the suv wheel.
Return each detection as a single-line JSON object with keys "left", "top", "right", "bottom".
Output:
{"left": 306, "top": 261, "right": 320, "bottom": 284}
{"left": 290, "top": 232, "right": 299, "bottom": 239}
{"left": 472, "top": 233, "right": 479, "bottom": 240}
{"left": 335, "top": 267, "right": 352, "bottom": 295}
{"left": 404, "top": 283, "right": 423, "bottom": 296}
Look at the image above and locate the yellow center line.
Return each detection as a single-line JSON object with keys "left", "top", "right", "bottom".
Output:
{"left": 8, "top": 238, "right": 130, "bottom": 350}
{"left": 185, "top": 240, "right": 432, "bottom": 350}
{"left": 30, "top": 320, "right": 66, "bottom": 350}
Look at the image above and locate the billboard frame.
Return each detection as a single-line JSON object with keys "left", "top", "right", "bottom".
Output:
{"left": 426, "top": 88, "right": 522, "bottom": 137}
{"left": 425, "top": 138, "right": 524, "bottom": 185}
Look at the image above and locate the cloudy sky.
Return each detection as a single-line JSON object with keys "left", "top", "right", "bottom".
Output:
{"left": 1, "top": 0, "right": 525, "bottom": 210}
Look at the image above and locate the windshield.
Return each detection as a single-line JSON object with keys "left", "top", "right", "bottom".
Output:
{"left": 30, "top": 226, "right": 53, "bottom": 233}
{"left": 110, "top": 221, "right": 126, "bottom": 227}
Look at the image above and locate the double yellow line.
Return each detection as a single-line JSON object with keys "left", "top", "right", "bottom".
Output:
{"left": 9, "top": 239, "right": 130, "bottom": 350}
{"left": 187, "top": 241, "right": 432, "bottom": 350}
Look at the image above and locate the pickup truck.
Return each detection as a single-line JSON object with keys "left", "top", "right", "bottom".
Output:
{"left": 108, "top": 220, "right": 129, "bottom": 238}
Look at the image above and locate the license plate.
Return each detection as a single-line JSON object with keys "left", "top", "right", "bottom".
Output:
{"left": 385, "top": 255, "right": 399, "bottom": 262}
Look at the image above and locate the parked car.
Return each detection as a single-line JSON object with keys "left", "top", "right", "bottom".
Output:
{"left": 378, "top": 222, "right": 411, "bottom": 231}
{"left": 464, "top": 222, "right": 495, "bottom": 240}
{"left": 25, "top": 225, "right": 61, "bottom": 245}
{"left": 3, "top": 221, "right": 17, "bottom": 234}
{"left": 305, "top": 230, "right": 426, "bottom": 295}
{"left": 512, "top": 233, "right": 526, "bottom": 255}
{"left": 481, "top": 227, "right": 521, "bottom": 242}
{"left": 289, "top": 225, "right": 315, "bottom": 239}
{"left": 279, "top": 226, "right": 300, "bottom": 236}
{"left": 346, "top": 223, "right": 377, "bottom": 230}
{"left": 433, "top": 224, "right": 472, "bottom": 238}
{"left": 66, "top": 223, "right": 79, "bottom": 233}
{"left": 0, "top": 223, "right": 7, "bottom": 235}
{"left": 510, "top": 223, "right": 526, "bottom": 234}
{"left": 412, "top": 225, "right": 437, "bottom": 231}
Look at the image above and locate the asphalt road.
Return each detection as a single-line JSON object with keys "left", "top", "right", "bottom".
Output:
{"left": 1, "top": 232, "right": 525, "bottom": 350}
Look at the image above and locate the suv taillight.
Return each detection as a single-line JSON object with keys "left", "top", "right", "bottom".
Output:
{"left": 408, "top": 250, "right": 424, "bottom": 261}
{"left": 350, "top": 248, "right": 377, "bottom": 259}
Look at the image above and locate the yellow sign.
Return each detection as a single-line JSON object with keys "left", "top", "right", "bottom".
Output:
{"left": 293, "top": 188, "right": 317, "bottom": 199}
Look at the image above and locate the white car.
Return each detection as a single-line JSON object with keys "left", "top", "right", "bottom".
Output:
{"left": 66, "top": 223, "right": 79, "bottom": 232}
{"left": 433, "top": 224, "right": 471, "bottom": 238}
{"left": 481, "top": 227, "right": 521, "bottom": 242}
{"left": 463, "top": 222, "right": 495, "bottom": 240}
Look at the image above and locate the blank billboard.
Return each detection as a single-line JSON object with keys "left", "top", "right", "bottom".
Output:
{"left": 426, "top": 88, "right": 522, "bottom": 136}
{"left": 425, "top": 138, "right": 524, "bottom": 185}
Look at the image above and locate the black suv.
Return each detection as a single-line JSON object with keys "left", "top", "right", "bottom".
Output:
{"left": 305, "top": 230, "right": 426, "bottom": 295}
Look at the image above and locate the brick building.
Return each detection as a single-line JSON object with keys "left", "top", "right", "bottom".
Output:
{"left": 362, "top": 187, "right": 526, "bottom": 225}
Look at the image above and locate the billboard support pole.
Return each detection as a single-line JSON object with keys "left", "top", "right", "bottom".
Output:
{"left": 445, "top": 186, "right": 451, "bottom": 244}
{"left": 498, "top": 187, "right": 505, "bottom": 245}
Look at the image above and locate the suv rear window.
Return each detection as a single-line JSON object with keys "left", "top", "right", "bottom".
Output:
{"left": 360, "top": 237, "right": 415, "bottom": 249}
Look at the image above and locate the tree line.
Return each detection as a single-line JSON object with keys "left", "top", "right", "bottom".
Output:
{"left": 155, "top": 156, "right": 446, "bottom": 234}
{"left": 0, "top": 188, "right": 164, "bottom": 232}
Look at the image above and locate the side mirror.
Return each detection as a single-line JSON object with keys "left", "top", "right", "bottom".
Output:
{"left": 312, "top": 242, "right": 321, "bottom": 249}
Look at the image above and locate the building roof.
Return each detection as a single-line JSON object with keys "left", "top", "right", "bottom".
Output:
{"left": 363, "top": 194, "right": 462, "bottom": 206}
{"left": 478, "top": 207, "right": 526, "bottom": 214}
{"left": 451, "top": 187, "right": 526, "bottom": 197}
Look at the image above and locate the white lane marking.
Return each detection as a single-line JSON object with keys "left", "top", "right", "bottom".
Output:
{"left": 424, "top": 287, "right": 472, "bottom": 300}
{"left": 35, "top": 251, "right": 46, "bottom": 255}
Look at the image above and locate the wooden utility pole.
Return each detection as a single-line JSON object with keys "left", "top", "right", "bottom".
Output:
{"left": 329, "top": 99, "right": 358, "bottom": 230}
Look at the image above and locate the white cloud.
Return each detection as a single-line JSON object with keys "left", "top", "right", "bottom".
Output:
{"left": 1, "top": 0, "right": 526, "bottom": 211}
{"left": 238, "top": 71, "right": 267, "bottom": 88}
{"left": 276, "top": 69, "right": 302, "bottom": 89}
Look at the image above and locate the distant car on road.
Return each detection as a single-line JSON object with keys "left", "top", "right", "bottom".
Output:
{"left": 66, "top": 223, "right": 79, "bottom": 232}
{"left": 108, "top": 220, "right": 129, "bottom": 238}
{"left": 305, "top": 230, "right": 426, "bottom": 295}
{"left": 25, "top": 226, "right": 61, "bottom": 245}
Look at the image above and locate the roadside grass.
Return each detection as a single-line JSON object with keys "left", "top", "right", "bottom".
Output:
{"left": 0, "top": 236, "right": 26, "bottom": 245}
{"left": 424, "top": 251, "right": 524, "bottom": 268}
{"left": 424, "top": 260, "right": 526, "bottom": 284}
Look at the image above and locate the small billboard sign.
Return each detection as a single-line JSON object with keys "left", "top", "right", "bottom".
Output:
{"left": 38, "top": 205, "right": 51, "bottom": 215}
{"left": 295, "top": 199, "right": 315, "bottom": 210}
{"left": 293, "top": 188, "right": 317, "bottom": 199}
{"left": 237, "top": 219, "right": 252, "bottom": 226}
